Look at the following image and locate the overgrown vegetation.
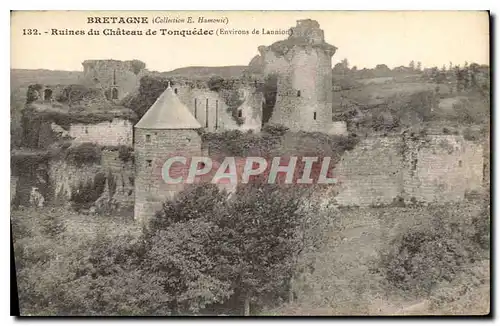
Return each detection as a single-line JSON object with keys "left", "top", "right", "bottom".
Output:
{"left": 202, "top": 127, "right": 359, "bottom": 159}
{"left": 379, "top": 204, "right": 490, "bottom": 296}
{"left": 64, "top": 142, "right": 102, "bottom": 167}
{"left": 130, "top": 59, "right": 146, "bottom": 75}
{"left": 56, "top": 84, "right": 103, "bottom": 104}
{"left": 69, "top": 172, "right": 107, "bottom": 211}
{"left": 208, "top": 76, "right": 245, "bottom": 125}
{"left": 13, "top": 182, "right": 307, "bottom": 316}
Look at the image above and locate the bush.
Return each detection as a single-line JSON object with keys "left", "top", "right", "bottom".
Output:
{"left": 64, "top": 143, "right": 102, "bottom": 166}
{"left": 130, "top": 59, "right": 146, "bottom": 75}
{"left": 26, "top": 84, "right": 43, "bottom": 103}
{"left": 379, "top": 206, "right": 486, "bottom": 295}
{"left": 472, "top": 204, "right": 490, "bottom": 251}
{"left": 118, "top": 145, "right": 134, "bottom": 163}
{"left": 69, "top": 172, "right": 107, "bottom": 211}
{"left": 262, "top": 124, "right": 289, "bottom": 137}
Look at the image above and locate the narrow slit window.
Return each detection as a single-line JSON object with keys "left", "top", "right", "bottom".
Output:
{"left": 297, "top": 90, "right": 301, "bottom": 97}
{"left": 146, "top": 134, "right": 151, "bottom": 143}
{"left": 313, "top": 112, "right": 317, "bottom": 120}
{"left": 238, "top": 110, "right": 243, "bottom": 118}
{"left": 205, "top": 99, "right": 209, "bottom": 128}
{"left": 174, "top": 88, "right": 178, "bottom": 94}
{"left": 146, "top": 160, "right": 152, "bottom": 168}
{"left": 194, "top": 99, "right": 198, "bottom": 118}
{"left": 458, "top": 160, "right": 463, "bottom": 167}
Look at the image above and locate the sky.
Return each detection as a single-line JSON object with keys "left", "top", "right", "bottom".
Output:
{"left": 10, "top": 11, "right": 490, "bottom": 72}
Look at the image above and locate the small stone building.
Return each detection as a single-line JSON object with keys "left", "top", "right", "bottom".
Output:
{"left": 134, "top": 83, "right": 202, "bottom": 223}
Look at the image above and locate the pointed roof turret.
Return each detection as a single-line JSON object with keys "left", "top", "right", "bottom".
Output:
{"left": 135, "top": 82, "right": 201, "bottom": 129}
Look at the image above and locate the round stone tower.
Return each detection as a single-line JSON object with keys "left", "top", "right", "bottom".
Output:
{"left": 261, "top": 19, "right": 337, "bottom": 132}
{"left": 134, "top": 83, "right": 202, "bottom": 224}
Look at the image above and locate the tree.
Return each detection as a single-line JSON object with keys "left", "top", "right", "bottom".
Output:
{"left": 148, "top": 183, "right": 304, "bottom": 315}
{"left": 209, "top": 184, "right": 304, "bottom": 315}
{"left": 207, "top": 75, "right": 225, "bottom": 92}
{"left": 409, "top": 60, "right": 415, "bottom": 71}
{"left": 341, "top": 58, "right": 349, "bottom": 70}
{"left": 130, "top": 59, "right": 146, "bottom": 75}
{"left": 141, "top": 184, "right": 234, "bottom": 314}
{"left": 416, "top": 61, "right": 422, "bottom": 72}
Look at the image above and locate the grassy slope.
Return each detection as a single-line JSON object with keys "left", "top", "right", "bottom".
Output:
{"left": 159, "top": 65, "right": 247, "bottom": 79}
{"left": 264, "top": 202, "right": 489, "bottom": 316}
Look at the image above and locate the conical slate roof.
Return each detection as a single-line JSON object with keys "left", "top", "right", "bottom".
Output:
{"left": 135, "top": 83, "right": 201, "bottom": 129}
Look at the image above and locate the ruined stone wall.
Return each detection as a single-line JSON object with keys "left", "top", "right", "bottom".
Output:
{"left": 134, "top": 128, "right": 202, "bottom": 224}
{"left": 332, "top": 134, "right": 485, "bottom": 207}
{"left": 68, "top": 118, "right": 133, "bottom": 146}
{"left": 333, "top": 136, "right": 403, "bottom": 207}
{"left": 11, "top": 176, "right": 19, "bottom": 205}
{"left": 81, "top": 60, "right": 142, "bottom": 101}
{"left": 402, "top": 134, "right": 484, "bottom": 203}
{"left": 175, "top": 85, "right": 263, "bottom": 132}
{"left": 48, "top": 150, "right": 134, "bottom": 208}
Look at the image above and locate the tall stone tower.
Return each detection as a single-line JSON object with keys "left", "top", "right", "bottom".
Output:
{"left": 134, "top": 83, "right": 202, "bottom": 224}
{"left": 260, "top": 19, "right": 337, "bottom": 132}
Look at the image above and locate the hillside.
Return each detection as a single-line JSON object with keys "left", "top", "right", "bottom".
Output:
{"left": 160, "top": 65, "right": 248, "bottom": 79}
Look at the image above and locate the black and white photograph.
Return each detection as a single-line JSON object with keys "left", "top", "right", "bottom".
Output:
{"left": 10, "top": 10, "right": 491, "bottom": 316}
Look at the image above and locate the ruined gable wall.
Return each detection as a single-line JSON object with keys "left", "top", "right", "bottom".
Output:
{"left": 175, "top": 85, "right": 263, "bottom": 132}
{"left": 68, "top": 118, "right": 133, "bottom": 146}
{"left": 81, "top": 60, "right": 141, "bottom": 100}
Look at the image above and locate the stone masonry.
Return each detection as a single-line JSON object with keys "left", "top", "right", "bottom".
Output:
{"left": 333, "top": 133, "right": 485, "bottom": 206}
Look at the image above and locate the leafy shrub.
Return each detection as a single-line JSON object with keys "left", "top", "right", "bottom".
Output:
{"left": 56, "top": 84, "right": 103, "bottom": 104}
{"left": 69, "top": 172, "right": 107, "bottom": 211}
{"left": 64, "top": 143, "right": 102, "bottom": 166}
{"left": 117, "top": 145, "right": 134, "bottom": 163}
{"left": 26, "top": 84, "right": 43, "bottom": 103}
{"left": 130, "top": 59, "right": 146, "bottom": 75}
{"left": 379, "top": 207, "right": 486, "bottom": 295}
{"left": 472, "top": 204, "right": 490, "bottom": 251}
{"left": 39, "top": 214, "right": 66, "bottom": 238}
{"left": 207, "top": 76, "right": 225, "bottom": 92}
{"left": 262, "top": 124, "right": 289, "bottom": 136}
{"left": 406, "top": 90, "right": 438, "bottom": 122}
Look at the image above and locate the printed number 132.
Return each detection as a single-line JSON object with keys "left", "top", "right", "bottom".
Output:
{"left": 23, "top": 29, "right": 40, "bottom": 35}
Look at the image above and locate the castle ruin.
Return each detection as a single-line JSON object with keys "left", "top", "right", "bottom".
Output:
{"left": 134, "top": 83, "right": 203, "bottom": 223}
{"left": 255, "top": 19, "right": 345, "bottom": 134}
{"left": 81, "top": 59, "right": 146, "bottom": 101}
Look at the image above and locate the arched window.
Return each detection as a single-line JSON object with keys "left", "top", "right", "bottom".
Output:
{"left": 112, "top": 88, "right": 119, "bottom": 100}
